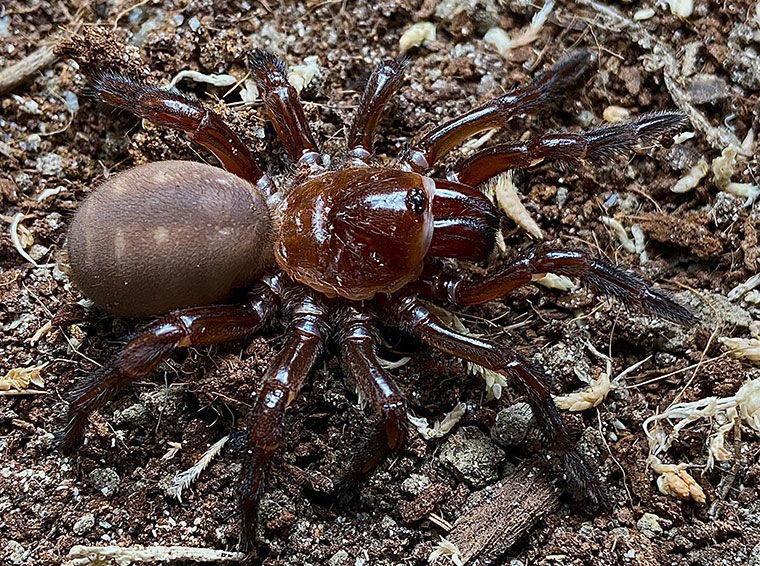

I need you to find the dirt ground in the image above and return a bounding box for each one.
[1,1,759,565]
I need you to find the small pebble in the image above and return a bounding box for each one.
[491,402,534,447]
[88,468,120,498]
[73,513,95,535]
[439,426,505,487]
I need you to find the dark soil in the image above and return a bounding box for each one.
[1,1,759,565]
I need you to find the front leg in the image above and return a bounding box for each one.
[378,290,605,504]
[399,51,591,172]
[240,286,329,547]
[416,249,696,325]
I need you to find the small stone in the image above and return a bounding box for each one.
[113,403,150,427]
[749,542,760,566]
[637,512,664,538]
[328,549,349,566]
[439,426,505,488]
[491,402,533,447]
[73,513,96,535]
[88,468,120,498]
[35,153,64,177]
[5,540,26,565]
[400,473,431,496]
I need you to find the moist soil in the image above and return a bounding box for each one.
[1,1,759,565]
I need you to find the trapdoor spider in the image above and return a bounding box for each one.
[60,50,695,546]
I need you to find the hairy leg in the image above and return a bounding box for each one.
[92,72,272,192]
[347,58,407,164]
[448,111,687,187]
[338,304,408,475]
[239,286,329,546]
[58,279,282,451]
[248,50,323,171]
[399,51,591,173]
[415,249,696,325]
[379,290,605,504]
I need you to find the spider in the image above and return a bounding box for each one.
[59,49,695,547]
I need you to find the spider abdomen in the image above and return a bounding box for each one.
[67,160,274,316]
[275,167,435,300]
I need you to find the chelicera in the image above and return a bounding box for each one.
[60,49,696,546]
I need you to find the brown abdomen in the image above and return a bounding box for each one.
[67,160,273,316]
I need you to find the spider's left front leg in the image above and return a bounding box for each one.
[240,286,329,546]
[378,290,605,504]
[338,304,408,476]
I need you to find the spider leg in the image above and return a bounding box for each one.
[247,50,324,171]
[338,304,408,476]
[399,50,591,173]
[347,58,408,164]
[91,73,272,193]
[240,286,329,547]
[449,111,687,187]
[415,250,696,325]
[58,279,282,452]
[378,290,605,504]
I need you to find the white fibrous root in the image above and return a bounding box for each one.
[633,7,656,21]
[667,0,694,18]
[532,273,576,291]
[287,56,320,94]
[555,342,609,411]
[168,435,229,502]
[644,377,760,498]
[603,105,631,123]
[10,212,39,267]
[671,158,709,194]
[727,273,760,301]
[484,0,553,58]
[239,78,259,104]
[428,536,464,566]
[718,337,760,364]
[164,70,237,90]
[649,456,706,503]
[0,365,45,391]
[65,545,245,566]
[555,342,651,412]
[673,131,696,144]
[601,216,645,255]
[712,145,759,206]
[491,172,543,239]
[409,403,467,440]
[399,22,436,51]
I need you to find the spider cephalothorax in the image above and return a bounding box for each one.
[60,49,695,546]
